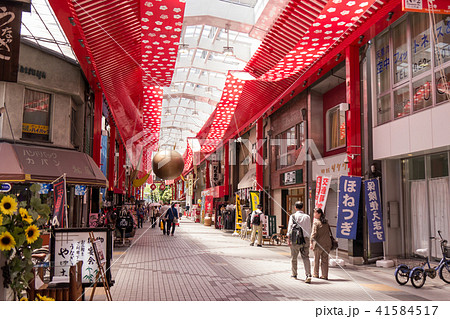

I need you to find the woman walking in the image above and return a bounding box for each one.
[310,208,332,280]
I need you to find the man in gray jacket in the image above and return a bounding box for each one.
[287,201,312,283]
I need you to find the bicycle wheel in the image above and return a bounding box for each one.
[270,234,281,245]
[410,268,426,288]
[395,265,410,285]
[439,261,450,284]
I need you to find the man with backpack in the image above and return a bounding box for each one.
[249,204,264,247]
[287,201,312,283]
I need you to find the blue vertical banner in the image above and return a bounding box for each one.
[101,134,108,177]
[336,176,362,240]
[363,178,385,242]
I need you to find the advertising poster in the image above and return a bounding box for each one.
[336,176,362,240]
[364,178,385,243]
[316,175,332,210]
[235,194,242,231]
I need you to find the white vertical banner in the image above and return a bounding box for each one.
[316,175,332,210]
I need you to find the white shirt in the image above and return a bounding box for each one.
[287,210,311,238]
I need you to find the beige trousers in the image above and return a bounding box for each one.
[313,248,329,278]
[290,237,311,278]
[250,224,263,245]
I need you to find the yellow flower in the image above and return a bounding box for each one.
[25,225,40,244]
[19,208,33,224]
[0,215,3,225]
[0,231,16,251]
[20,297,28,301]
[36,294,55,301]
[0,195,18,215]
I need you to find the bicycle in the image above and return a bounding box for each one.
[270,225,288,245]
[408,231,450,288]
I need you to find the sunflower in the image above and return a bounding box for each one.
[0,231,16,251]
[36,294,55,301]
[25,225,40,244]
[20,297,28,301]
[19,208,33,224]
[0,214,3,225]
[0,195,18,215]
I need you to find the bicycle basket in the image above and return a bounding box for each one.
[443,244,450,258]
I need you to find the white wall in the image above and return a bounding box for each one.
[373,102,450,160]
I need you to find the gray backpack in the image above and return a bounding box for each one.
[290,217,306,245]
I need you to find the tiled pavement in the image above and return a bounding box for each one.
[88,218,450,301]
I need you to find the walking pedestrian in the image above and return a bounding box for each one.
[137,205,144,228]
[159,202,170,235]
[249,204,264,247]
[150,206,157,228]
[287,201,312,283]
[164,203,178,236]
[310,208,332,280]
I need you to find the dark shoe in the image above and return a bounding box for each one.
[291,275,297,279]
[305,276,312,284]
[250,243,254,246]
[320,276,328,280]
[313,275,319,278]
[257,244,262,247]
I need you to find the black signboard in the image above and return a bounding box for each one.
[0,4,23,82]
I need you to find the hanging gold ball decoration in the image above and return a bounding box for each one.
[152,150,184,180]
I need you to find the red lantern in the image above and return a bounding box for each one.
[159,183,166,191]
[150,184,156,190]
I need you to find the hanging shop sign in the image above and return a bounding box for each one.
[188,175,193,196]
[0,4,22,82]
[75,185,87,196]
[315,175,332,210]
[336,176,362,240]
[210,161,221,187]
[52,178,66,228]
[402,0,450,14]
[205,195,213,215]
[38,183,52,194]
[363,178,385,243]
[0,183,12,192]
[159,183,165,191]
[249,190,260,212]
[150,183,156,190]
[280,169,303,186]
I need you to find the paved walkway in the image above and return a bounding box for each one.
[88,218,449,301]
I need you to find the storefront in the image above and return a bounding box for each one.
[0,142,107,226]
[371,12,450,259]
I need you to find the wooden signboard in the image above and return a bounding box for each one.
[89,232,112,301]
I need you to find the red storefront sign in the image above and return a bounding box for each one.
[402,0,450,14]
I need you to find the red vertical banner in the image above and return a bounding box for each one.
[205,195,213,215]
[93,90,103,166]
[256,117,263,191]
[0,5,22,82]
[52,179,66,228]
[314,176,323,208]
[108,121,116,191]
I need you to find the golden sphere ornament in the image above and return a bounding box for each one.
[152,150,184,180]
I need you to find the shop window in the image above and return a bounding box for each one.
[326,106,346,151]
[430,153,449,178]
[411,14,431,78]
[377,93,391,125]
[22,88,51,142]
[434,15,450,67]
[409,156,425,180]
[436,66,450,104]
[276,125,301,169]
[375,31,390,95]
[393,85,410,118]
[393,20,408,84]
[413,76,432,111]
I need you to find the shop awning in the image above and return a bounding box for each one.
[0,143,106,187]
[238,167,256,190]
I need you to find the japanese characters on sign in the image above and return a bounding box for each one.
[0,5,22,82]
[52,179,65,228]
[364,178,385,243]
[315,175,332,210]
[250,190,260,212]
[336,176,362,240]
[53,231,108,283]
[235,194,242,231]
[314,176,322,207]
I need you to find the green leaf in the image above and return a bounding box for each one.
[30,183,41,195]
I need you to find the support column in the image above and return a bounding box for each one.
[256,117,263,191]
[93,90,103,166]
[345,45,362,177]
[224,142,229,196]
[108,120,116,191]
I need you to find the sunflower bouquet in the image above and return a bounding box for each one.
[0,184,50,300]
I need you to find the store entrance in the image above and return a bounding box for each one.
[281,188,305,228]
[404,152,450,259]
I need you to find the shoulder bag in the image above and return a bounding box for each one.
[328,224,339,251]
